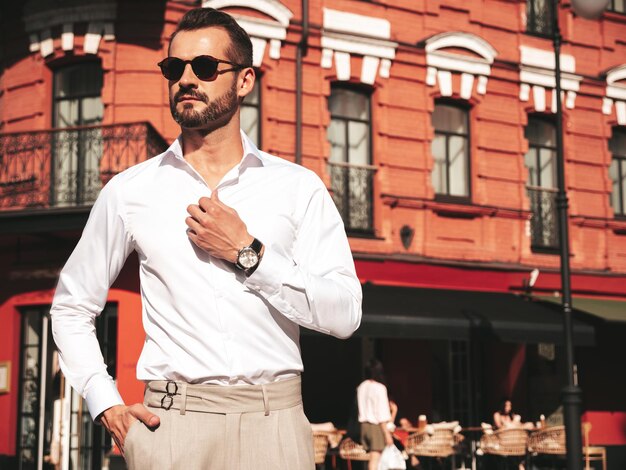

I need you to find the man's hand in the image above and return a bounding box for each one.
[186,190,252,262]
[100,404,160,455]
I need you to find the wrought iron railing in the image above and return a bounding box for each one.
[0,122,168,210]
[327,161,376,233]
[527,186,559,251]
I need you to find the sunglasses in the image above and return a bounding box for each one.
[157,55,246,81]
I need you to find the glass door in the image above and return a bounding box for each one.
[17,305,117,470]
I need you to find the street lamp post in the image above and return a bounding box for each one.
[551,1,607,468]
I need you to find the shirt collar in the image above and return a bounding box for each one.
[164,130,264,170]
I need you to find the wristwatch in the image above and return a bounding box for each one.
[235,237,263,275]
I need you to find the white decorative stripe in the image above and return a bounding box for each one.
[250,37,267,67]
[606,64,626,85]
[426,51,491,76]
[477,75,488,95]
[202,0,293,26]
[607,85,626,101]
[379,59,391,78]
[103,22,115,41]
[40,29,53,58]
[437,70,453,97]
[520,67,582,92]
[533,86,546,112]
[62,23,74,51]
[323,8,391,40]
[565,91,576,109]
[520,83,531,102]
[426,32,497,63]
[520,45,575,74]
[334,51,351,81]
[617,101,626,125]
[268,39,281,60]
[29,33,40,52]
[603,97,614,115]
[84,22,103,54]
[361,56,380,85]
[426,67,437,86]
[235,16,287,41]
[460,73,474,100]
[321,34,396,60]
[321,48,333,69]
[551,89,558,113]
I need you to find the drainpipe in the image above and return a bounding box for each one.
[295,0,309,165]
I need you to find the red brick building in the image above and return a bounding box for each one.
[1,0,626,468]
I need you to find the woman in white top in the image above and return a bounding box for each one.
[357,359,394,470]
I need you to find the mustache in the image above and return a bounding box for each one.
[174,88,208,103]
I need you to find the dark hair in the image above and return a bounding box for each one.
[365,358,386,384]
[170,8,253,68]
[499,397,513,417]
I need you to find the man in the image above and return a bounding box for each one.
[51,7,362,469]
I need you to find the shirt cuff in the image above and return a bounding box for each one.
[84,374,125,422]
[243,244,293,297]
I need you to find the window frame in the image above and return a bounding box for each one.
[327,83,375,235]
[607,0,626,14]
[609,128,626,218]
[526,0,554,38]
[524,115,560,253]
[431,100,472,204]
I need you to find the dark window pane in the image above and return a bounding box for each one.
[433,105,467,134]
[241,79,260,147]
[54,63,103,99]
[328,88,369,120]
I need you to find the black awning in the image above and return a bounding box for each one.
[359,284,595,346]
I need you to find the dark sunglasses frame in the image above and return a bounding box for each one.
[157,55,246,81]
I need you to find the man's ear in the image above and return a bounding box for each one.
[237,67,256,100]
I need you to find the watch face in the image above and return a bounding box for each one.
[238,247,259,269]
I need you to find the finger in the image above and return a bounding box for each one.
[129,403,160,427]
[187,204,206,222]
[198,196,215,212]
[185,216,201,232]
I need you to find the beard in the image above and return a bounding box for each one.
[170,82,238,129]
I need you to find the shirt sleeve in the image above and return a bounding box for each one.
[50,176,134,421]
[243,175,362,339]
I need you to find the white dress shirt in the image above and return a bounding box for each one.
[357,380,391,424]
[50,131,362,420]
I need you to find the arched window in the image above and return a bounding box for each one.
[431,102,471,201]
[327,86,374,233]
[609,128,626,217]
[524,116,559,251]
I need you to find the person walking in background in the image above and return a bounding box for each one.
[50,7,362,469]
[357,359,394,470]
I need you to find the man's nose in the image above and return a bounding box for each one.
[178,63,198,87]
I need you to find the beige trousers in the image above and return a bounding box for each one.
[124,376,315,470]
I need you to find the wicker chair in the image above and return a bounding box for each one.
[480,428,529,457]
[406,428,463,459]
[339,438,370,470]
[528,425,565,455]
[313,432,330,465]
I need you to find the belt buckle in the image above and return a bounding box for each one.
[160,381,178,410]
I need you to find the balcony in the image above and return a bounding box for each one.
[527,186,559,252]
[0,122,167,211]
[327,161,376,234]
